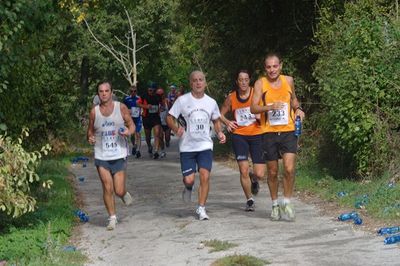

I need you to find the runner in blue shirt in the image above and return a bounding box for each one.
[123,85,143,158]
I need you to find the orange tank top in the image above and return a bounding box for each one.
[259,75,295,132]
[230,88,263,136]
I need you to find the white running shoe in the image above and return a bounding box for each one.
[196,206,209,220]
[122,192,133,206]
[182,187,192,203]
[106,216,117,230]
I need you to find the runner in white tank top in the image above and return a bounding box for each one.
[87,81,135,230]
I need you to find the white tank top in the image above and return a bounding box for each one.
[94,101,128,160]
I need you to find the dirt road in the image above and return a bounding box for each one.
[71,138,400,265]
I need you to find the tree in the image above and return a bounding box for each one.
[84,8,149,86]
[313,0,400,177]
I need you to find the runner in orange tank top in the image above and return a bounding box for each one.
[251,52,305,221]
[220,70,266,212]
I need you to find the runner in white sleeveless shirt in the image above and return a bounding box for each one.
[87,81,135,230]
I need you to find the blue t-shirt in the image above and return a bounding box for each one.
[123,95,141,118]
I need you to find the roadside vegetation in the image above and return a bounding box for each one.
[202,239,238,253]
[0,157,86,265]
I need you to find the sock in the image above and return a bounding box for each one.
[272,200,279,206]
[283,198,291,205]
[185,184,193,190]
[109,214,117,220]
[247,197,254,202]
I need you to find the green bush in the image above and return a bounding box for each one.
[313,0,400,177]
[0,128,52,217]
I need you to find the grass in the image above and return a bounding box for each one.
[0,158,86,265]
[211,254,270,266]
[202,239,238,253]
[296,164,400,222]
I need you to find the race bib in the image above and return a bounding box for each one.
[268,103,289,126]
[131,107,140,118]
[149,105,159,114]
[188,111,210,136]
[235,107,256,126]
[101,129,122,157]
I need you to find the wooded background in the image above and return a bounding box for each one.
[1,0,399,178]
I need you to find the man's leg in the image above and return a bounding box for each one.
[135,131,142,157]
[282,153,296,198]
[144,127,152,153]
[198,168,210,206]
[152,124,162,158]
[266,160,279,201]
[97,166,116,216]
[113,170,127,199]
[180,152,196,202]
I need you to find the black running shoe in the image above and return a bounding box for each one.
[245,198,255,211]
[148,146,153,154]
[153,152,159,159]
[136,151,141,158]
[250,173,260,195]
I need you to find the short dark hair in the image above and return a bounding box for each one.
[97,80,113,91]
[264,51,282,63]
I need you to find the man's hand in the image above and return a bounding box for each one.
[217,131,226,144]
[175,127,185,137]
[295,109,305,121]
[88,135,96,145]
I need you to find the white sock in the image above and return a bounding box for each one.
[109,215,117,220]
[272,200,279,206]
[283,198,291,205]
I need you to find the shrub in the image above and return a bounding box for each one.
[313,0,400,177]
[0,128,52,217]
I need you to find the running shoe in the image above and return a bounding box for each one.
[135,151,141,158]
[245,198,255,212]
[153,152,159,159]
[148,146,153,154]
[270,205,281,221]
[182,187,192,202]
[122,192,133,206]
[106,216,117,230]
[249,172,260,195]
[281,203,295,221]
[160,151,166,158]
[196,206,209,220]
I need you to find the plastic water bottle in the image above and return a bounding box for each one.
[353,216,363,225]
[294,116,302,136]
[337,191,347,197]
[63,245,76,252]
[384,234,400,245]
[338,211,358,221]
[378,226,400,235]
[74,210,89,222]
